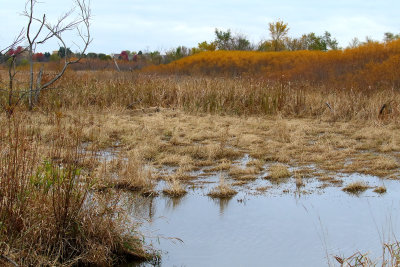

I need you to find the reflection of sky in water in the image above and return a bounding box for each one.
[122,172,400,266]
[119,155,400,266]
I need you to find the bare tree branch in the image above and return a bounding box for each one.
[39,0,91,91]
[0,29,26,54]
[1,0,92,113]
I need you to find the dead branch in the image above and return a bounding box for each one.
[325,102,334,114]
[0,0,92,113]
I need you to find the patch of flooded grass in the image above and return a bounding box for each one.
[335,241,400,266]
[62,109,400,266]
[163,178,187,197]
[255,186,271,193]
[267,164,291,180]
[229,166,259,179]
[373,186,387,194]
[246,159,265,170]
[342,181,370,194]
[232,180,250,186]
[295,176,304,187]
[205,160,232,172]
[208,174,237,198]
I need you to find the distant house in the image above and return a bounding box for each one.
[20,50,30,58]
[110,52,138,61]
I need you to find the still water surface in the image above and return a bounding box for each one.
[123,172,400,267]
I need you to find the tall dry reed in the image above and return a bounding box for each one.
[0,113,152,266]
[33,72,398,122]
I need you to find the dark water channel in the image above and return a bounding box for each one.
[120,160,400,266]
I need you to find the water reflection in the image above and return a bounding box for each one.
[117,164,400,267]
[210,197,232,216]
[122,193,157,221]
[165,195,186,210]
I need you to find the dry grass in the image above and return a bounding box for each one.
[205,160,232,172]
[2,70,400,265]
[116,151,154,191]
[342,181,370,194]
[229,166,260,180]
[318,176,335,182]
[0,114,153,266]
[3,68,398,120]
[372,155,399,170]
[267,164,291,180]
[295,176,304,187]
[246,159,265,170]
[163,178,187,197]
[294,167,317,178]
[373,186,387,194]
[232,180,250,186]
[318,176,343,186]
[171,166,196,180]
[46,105,400,183]
[208,174,237,198]
[4,105,398,186]
[159,154,192,166]
[334,241,400,266]
[255,186,271,192]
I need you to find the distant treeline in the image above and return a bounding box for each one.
[1,20,400,73]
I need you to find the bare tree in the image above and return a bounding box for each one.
[0,0,91,116]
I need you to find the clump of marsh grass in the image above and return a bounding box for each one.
[342,181,370,194]
[270,120,291,143]
[205,159,232,172]
[232,180,250,186]
[334,241,400,266]
[373,155,399,170]
[373,186,387,194]
[211,146,242,160]
[159,154,193,167]
[333,252,373,266]
[295,176,304,187]
[246,159,265,170]
[255,186,270,193]
[116,151,154,191]
[229,166,259,180]
[317,176,335,182]
[208,174,237,198]
[173,166,196,180]
[163,178,187,197]
[294,171,305,187]
[267,164,291,180]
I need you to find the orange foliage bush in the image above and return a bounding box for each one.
[144,39,400,90]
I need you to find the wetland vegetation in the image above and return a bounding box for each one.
[2,4,400,264]
[1,71,400,265]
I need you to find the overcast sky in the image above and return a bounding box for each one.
[0,0,399,54]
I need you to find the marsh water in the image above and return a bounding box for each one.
[119,155,400,267]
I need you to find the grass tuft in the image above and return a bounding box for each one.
[163,178,187,197]
[116,151,154,191]
[342,181,370,194]
[267,164,291,179]
[373,186,387,194]
[296,176,304,187]
[208,174,237,198]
